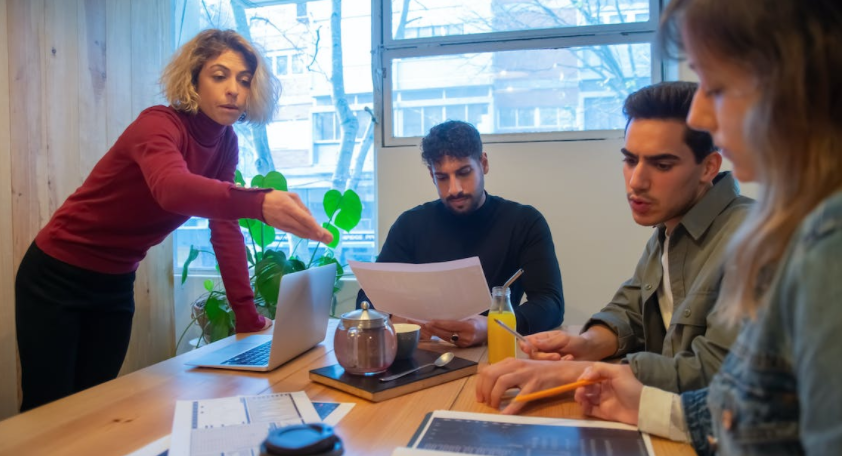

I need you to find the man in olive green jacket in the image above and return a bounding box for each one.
[475,82,752,411]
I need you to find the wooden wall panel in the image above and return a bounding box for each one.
[120,0,175,375]
[0,0,20,420]
[104,0,133,147]
[45,0,81,207]
[0,0,176,419]
[8,0,47,271]
[78,0,108,177]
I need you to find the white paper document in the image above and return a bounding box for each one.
[349,257,491,322]
[126,400,353,456]
[392,410,655,456]
[169,392,320,456]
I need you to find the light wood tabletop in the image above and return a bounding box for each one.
[0,320,696,456]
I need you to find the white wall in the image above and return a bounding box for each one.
[376,139,758,325]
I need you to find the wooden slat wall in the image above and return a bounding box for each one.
[0,0,18,421]
[0,0,175,420]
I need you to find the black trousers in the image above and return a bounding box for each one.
[15,243,135,411]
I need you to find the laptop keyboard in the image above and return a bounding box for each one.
[221,341,272,366]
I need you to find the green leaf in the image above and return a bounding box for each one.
[180,245,200,284]
[334,190,363,232]
[239,218,254,228]
[254,250,288,306]
[323,189,343,218]
[288,258,307,272]
[248,220,276,249]
[234,169,246,187]
[263,171,288,191]
[203,279,214,292]
[204,294,225,322]
[323,222,341,248]
[208,318,230,342]
[251,174,265,188]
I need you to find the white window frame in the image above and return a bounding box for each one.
[372,0,664,148]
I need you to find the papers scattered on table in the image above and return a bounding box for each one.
[126,399,353,456]
[349,257,491,322]
[392,410,655,456]
[313,401,355,426]
[169,392,320,456]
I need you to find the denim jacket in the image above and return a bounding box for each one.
[682,190,842,456]
[585,172,753,393]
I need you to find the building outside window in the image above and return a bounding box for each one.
[173,0,658,277]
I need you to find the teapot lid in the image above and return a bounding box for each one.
[340,301,389,328]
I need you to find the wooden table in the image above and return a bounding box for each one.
[0,320,695,456]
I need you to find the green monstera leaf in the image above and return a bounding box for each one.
[234,169,246,187]
[323,189,363,232]
[323,222,340,248]
[203,292,234,342]
[254,250,289,307]
[262,171,288,191]
[247,220,276,250]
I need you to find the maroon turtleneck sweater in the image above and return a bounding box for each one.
[36,105,269,332]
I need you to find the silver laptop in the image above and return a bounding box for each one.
[187,263,336,372]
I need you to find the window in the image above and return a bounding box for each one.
[274,54,288,76]
[378,0,660,146]
[173,0,378,277]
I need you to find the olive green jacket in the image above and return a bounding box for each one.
[584,172,753,393]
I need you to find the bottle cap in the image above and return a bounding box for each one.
[260,423,343,456]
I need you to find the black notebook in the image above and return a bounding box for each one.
[309,349,477,402]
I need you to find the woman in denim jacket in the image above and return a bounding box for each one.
[572,0,842,455]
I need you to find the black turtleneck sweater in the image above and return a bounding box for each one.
[357,194,564,334]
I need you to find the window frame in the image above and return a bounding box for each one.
[373,0,664,148]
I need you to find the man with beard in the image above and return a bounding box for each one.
[356,120,564,347]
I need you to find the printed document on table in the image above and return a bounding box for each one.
[169,392,320,456]
[349,257,491,322]
[392,410,655,456]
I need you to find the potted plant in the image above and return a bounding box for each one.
[176,169,362,350]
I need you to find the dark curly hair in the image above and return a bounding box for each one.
[421,120,483,166]
[623,81,716,163]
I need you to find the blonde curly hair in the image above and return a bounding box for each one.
[160,29,281,125]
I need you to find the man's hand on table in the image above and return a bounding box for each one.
[423,315,487,348]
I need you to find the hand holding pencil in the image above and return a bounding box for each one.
[475,357,594,415]
[573,363,643,426]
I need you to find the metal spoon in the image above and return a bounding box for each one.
[379,352,455,382]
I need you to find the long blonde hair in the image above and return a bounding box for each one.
[160,29,281,125]
[661,0,842,322]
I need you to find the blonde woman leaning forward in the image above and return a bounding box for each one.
[573,0,842,455]
[15,29,332,412]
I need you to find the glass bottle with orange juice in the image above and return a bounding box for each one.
[487,286,516,363]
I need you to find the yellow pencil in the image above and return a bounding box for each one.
[512,379,601,402]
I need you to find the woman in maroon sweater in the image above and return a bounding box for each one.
[14,29,332,411]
